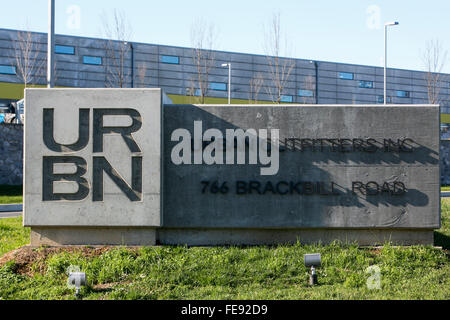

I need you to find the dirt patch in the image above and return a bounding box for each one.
[0,246,134,276]
[92,281,132,290]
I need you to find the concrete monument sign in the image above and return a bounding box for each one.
[24,88,440,246]
[161,104,440,245]
[24,89,162,245]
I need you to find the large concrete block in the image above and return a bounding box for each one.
[163,104,440,230]
[31,227,157,246]
[24,88,162,227]
[23,91,440,246]
[159,229,434,246]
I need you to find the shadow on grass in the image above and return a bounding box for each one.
[434,231,450,250]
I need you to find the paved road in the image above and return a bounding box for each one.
[0,204,22,212]
[0,204,23,219]
[0,212,22,219]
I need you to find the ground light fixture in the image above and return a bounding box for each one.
[68,272,87,296]
[304,253,321,285]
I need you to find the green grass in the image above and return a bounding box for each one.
[441,114,450,124]
[0,200,448,300]
[0,185,23,204]
[0,242,448,300]
[166,93,295,105]
[435,198,450,250]
[0,217,29,257]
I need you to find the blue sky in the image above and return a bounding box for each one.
[2,0,449,72]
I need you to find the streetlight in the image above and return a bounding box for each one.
[384,21,399,105]
[221,63,231,104]
[47,0,55,88]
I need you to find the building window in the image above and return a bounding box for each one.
[161,55,179,64]
[280,95,293,103]
[359,80,373,89]
[83,56,102,65]
[396,90,410,98]
[338,72,354,80]
[298,89,314,97]
[55,45,75,55]
[0,65,16,75]
[210,82,227,91]
[377,96,392,104]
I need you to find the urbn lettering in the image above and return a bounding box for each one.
[42,108,143,202]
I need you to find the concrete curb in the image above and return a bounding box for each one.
[0,204,23,212]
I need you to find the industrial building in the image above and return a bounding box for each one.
[0,27,449,115]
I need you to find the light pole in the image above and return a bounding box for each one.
[384,21,399,104]
[47,0,55,88]
[221,63,231,104]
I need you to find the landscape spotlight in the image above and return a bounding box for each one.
[68,272,86,296]
[304,253,321,285]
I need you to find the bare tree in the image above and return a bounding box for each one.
[137,62,148,88]
[421,39,448,105]
[185,78,199,103]
[190,19,218,104]
[13,30,45,88]
[263,13,296,103]
[301,75,316,104]
[249,73,264,104]
[101,9,133,88]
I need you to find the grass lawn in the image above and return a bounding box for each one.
[0,185,22,204]
[0,201,448,300]
[0,217,29,257]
